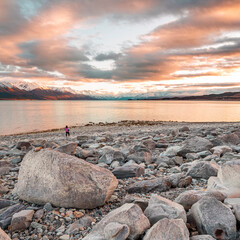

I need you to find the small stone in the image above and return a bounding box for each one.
[59,235,70,240]
[43,203,53,212]
[11,209,34,232]
[73,211,84,218]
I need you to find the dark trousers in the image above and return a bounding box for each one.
[66,131,70,137]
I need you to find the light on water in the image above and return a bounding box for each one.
[1,100,240,135]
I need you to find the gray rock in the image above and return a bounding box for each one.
[161,146,182,157]
[56,143,78,155]
[186,161,218,179]
[127,152,152,164]
[198,151,212,158]
[14,149,118,209]
[0,200,15,210]
[0,185,9,195]
[179,126,190,132]
[208,160,240,197]
[133,144,150,153]
[112,163,144,179]
[178,137,213,157]
[83,203,150,240]
[220,133,240,145]
[127,177,171,194]
[45,141,59,149]
[221,152,240,162]
[99,150,125,165]
[142,139,156,150]
[175,190,227,210]
[43,203,53,212]
[156,156,174,167]
[122,196,148,212]
[190,196,236,240]
[186,153,199,161]
[144,194,187,226]
[66,215,95,234]
[10,157,22,164]
[143,218,189,240]
[104,222,130,240]
[211,145,232,157]
[16,141,32,151]
[167,173,192,188]
[77,135,89,145]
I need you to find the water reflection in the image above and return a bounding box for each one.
[1,100,240,135]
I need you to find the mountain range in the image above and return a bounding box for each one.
[1,81,240,100]
[0,81,95,100]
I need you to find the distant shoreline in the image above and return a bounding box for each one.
[1,120,240,137]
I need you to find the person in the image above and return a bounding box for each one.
[65,125,70,137]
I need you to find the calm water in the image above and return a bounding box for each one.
[1,100,240,135]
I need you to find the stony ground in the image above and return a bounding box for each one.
[0,121,240,240]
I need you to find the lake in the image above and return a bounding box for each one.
[1,100,240,135]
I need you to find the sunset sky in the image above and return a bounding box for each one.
[1,0,240,97]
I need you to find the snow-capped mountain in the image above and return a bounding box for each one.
[14,81,45,91]
[0,80,96,100]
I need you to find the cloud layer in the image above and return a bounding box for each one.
[0,0,240,96]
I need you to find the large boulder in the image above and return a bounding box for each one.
[190,197,236,240]
[186,161,218,179]
[144,194,186,226]
[83,203,150,240]
[208,160,240,197]
[14,149,118,209]
[143,218,189,240]
[178,137,213,157]
[175,190,227,210]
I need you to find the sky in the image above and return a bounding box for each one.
[1,0,240,98]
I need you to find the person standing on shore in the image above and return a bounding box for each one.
[65,125,70,137]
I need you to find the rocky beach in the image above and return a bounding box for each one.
[0,121,240,240]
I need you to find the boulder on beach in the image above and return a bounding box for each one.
[190,196,236,240]
[83,203,150,240]
[175,190,227,211]
[177,136,213,157]
[143,218,189,240]
[208,160,240,197]
[144,194,187,226]
[186,161,218,179]
[14,149,118,209]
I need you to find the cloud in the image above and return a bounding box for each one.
[17,40,89,70]
[94,52,122,61]
[1,0,240,95]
